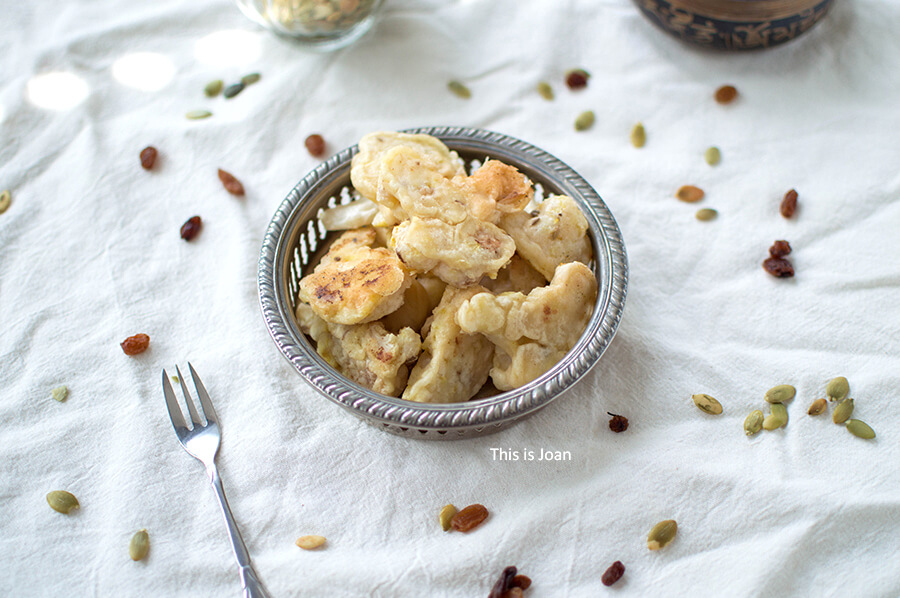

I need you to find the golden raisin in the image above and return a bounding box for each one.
[715,85,738,104]
[218,169,245,196]
[305,134,326,157]
[120,333,150,355]
[450,504,489,532]
[675,185,705,203]
[780,189,798,218]
[140,146,157,170]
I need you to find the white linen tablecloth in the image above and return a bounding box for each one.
[2,0,899,596]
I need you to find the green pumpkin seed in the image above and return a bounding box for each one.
[832,398,854,424]
[223,82,245,99]
[537,81,554,100]
[695,208,718,221]
[826,377,849,402]
[447,80,471,99]
[763,403,788,430]
[846,419,875,439]
[47,490,79,514]
[744,410,764,436]
[630,122,646,148]
[439,504,458,532]
[704,146,721,166]
[0,190,10,214]
[765,384,796,404]
[204,79,224,97]
[241,73,261,86]
[51,385,68,402]
[185,109,212,120]
[574,110,595,132]
[129,529,150,561]
[692,393,723,415]
[647,519,677,550]
[807,398,827,416]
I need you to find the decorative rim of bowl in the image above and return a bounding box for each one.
[258,126,628,433]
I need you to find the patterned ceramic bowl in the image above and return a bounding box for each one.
[633,0,835,50]
[258,127,628,439]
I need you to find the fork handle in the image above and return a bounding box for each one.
[207,465,271,598]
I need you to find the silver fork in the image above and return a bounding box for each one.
[162,363,270,598]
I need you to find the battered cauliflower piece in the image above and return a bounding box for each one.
[374,145,470,225]
[350,131,466,204]
[466,159,534,223]
[319,198,379,231]
[480,253,547,294]
[390,216,516,287]
[296,303,421,397]
[456,262,597,391]
[298,228,413,325]
[402,286,494,403]
[498,195,592,280]
[380,278,432,334]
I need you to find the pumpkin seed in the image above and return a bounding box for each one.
[695,208,718,221]
[574,110,595,131]
[185,109,212,120]
[295,535,327,550]
[630,122,646,148]
[832,398,854,424]
[744,410,764,436]
[129,529,150,561]
[204,79,224,97]
[171,375,179,383]
[846,419,875,439]
[241,73,261,86]
[647,519,677,550]
[763,403,788,430]
[826,376,849,402]
[47,490,79,514]
[447,80,471,99]
[439,504,458,532]
[676,185,704,203]
[223,82,245,99]
[704,146,721,166]
[0,189,10,214]
[807,398,827,416]
[537,81,554,100]
[51,385,68,402]
[692,393,723,415]
[765,384,796,404]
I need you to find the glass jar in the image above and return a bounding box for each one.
[236,0,384,51]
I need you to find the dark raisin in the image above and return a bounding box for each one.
[763,256,794,278]
[601,561,625,586]
[769,240,791,258]
[608,412,629,433]
[488,566,517,598]
[305,134,326,158]
[180,215,202,241]
[120,333,150,356]
[715,85,738,104]
[565,68,590,90]
[218,169,245,196]
[780,189,798,218]
[140,146,157,170]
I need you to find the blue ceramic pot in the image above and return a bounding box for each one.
[633,0,835,50]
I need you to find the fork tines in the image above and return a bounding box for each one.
[162,362,218,430]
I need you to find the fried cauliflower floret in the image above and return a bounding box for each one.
[319,198,379,231]
[374,146,470,225]
[456,262,597,391]
[402,286,494,403]
[390,217,516,287]
[379,278,432,335]
[480,253,548,294]
[298,228,413,325]
[296,303,421,397]
[351,132,466,204]
[498,195,592,280]
[466,159,534,223]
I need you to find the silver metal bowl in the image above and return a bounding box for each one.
[258,127,628,439]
